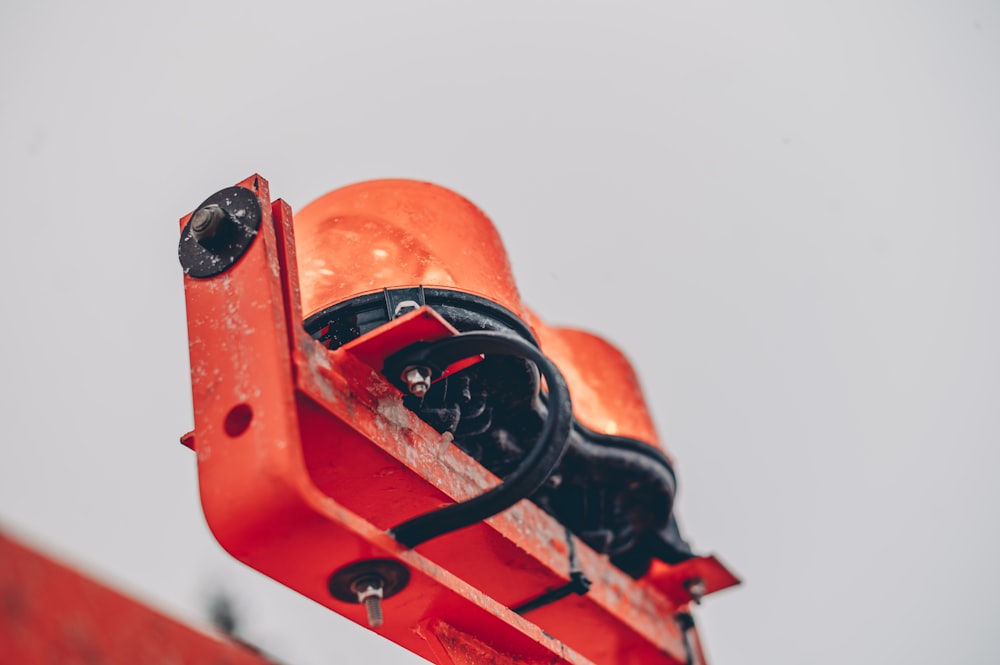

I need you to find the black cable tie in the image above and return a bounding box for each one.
[676,612,697,665]
[512,527,592,616]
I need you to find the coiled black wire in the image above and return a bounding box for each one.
[384,331,573,548]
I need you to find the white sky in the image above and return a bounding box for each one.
[1,2,998,663]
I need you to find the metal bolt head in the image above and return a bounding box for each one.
[351,576,385,628]
[401,366,432,398]
[190,204,230,243]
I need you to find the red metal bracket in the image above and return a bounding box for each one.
[178,175,736,665]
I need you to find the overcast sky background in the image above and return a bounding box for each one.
[2,2,998,664]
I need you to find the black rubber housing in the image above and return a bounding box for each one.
[303,287,538,349]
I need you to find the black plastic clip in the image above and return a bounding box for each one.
[384,286,426,319]
[676,612,698,665]
[512,528,592,616]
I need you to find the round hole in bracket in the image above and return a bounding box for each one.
[224,403,253,437]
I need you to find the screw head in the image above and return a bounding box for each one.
[190,204,230,244]
[401,366,432,397]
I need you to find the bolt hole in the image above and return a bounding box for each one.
[224,404,253,437]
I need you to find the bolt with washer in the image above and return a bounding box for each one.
[327,559,409,631]
[190,204,230,244]
[351,575,385,628]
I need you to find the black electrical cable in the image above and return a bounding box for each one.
[384,331,573,549]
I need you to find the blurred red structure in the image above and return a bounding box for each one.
[0,529,273,665]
